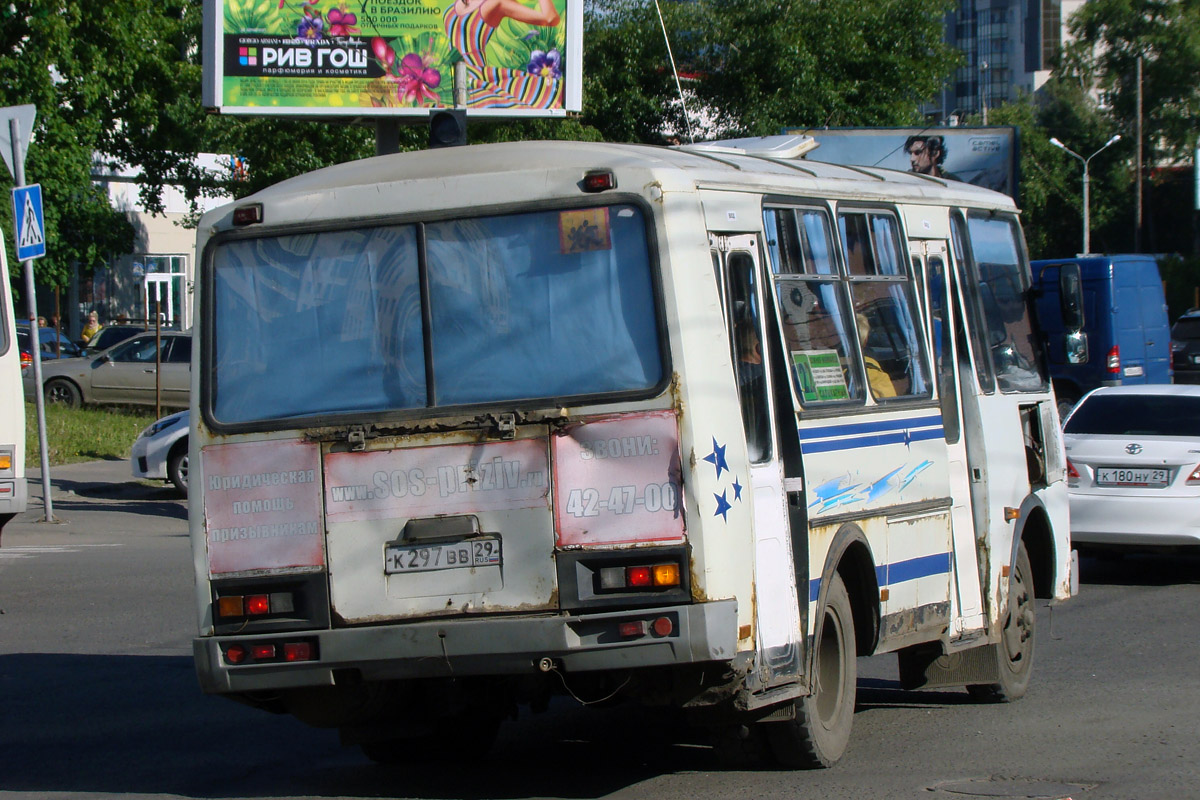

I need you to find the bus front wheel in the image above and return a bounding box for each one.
[767,570,856,769]
[968,542,1035,702]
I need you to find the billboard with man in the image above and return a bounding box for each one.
[787,126,1020,200]
[203,0,582,117]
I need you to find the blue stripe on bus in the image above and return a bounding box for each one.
[800,427,946,454]
[798,415,944,441]
[808,552,951,603]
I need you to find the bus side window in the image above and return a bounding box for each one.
[765,205,861,404]
[726,252,771,462]
[839,211,931,401]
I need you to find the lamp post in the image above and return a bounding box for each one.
[1049,134,1122,256]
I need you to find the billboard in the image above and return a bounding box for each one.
[203,0,582,117]
[786,126,1020,200]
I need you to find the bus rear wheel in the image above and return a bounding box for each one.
[767,570,856,769]
[968,542,1035,702]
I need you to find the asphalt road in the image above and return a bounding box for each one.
[1,460,1198,800]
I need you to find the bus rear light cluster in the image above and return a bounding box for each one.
[617,616,675,639]
[216,591,295,620]
[599,563,680,591]
[223,639,316,665]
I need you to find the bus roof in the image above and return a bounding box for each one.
[215,139,1018,226]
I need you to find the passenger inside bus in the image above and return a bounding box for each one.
[856,312,897,399]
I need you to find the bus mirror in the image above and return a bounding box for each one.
[1064,331,1088,364]
[1058,263,1084,332]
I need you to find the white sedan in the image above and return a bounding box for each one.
[1063,385,1200,551]
[131,409,190,496]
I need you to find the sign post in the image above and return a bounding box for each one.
[1,104,54,522]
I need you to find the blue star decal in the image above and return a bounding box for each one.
[732,477,743,502]
[713,489,732,520]
[703,437,729,479]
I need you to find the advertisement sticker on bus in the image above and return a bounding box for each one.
[324,438,550,523]
[552,411,685,547]
[202,439,325,574]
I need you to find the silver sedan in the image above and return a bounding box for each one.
[22,331,191,409]
[1064,384,1200,551]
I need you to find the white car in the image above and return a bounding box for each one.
[1063,384,1200,551]
[131,409,189,496]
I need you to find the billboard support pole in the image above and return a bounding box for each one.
[375,119,399,157]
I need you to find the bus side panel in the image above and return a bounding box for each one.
[0,244,27,528]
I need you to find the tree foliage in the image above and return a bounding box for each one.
[689,0,960,135]
[1065,0,1200,164]
[3,0,969,301]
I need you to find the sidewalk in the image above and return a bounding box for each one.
[2,459,186,543]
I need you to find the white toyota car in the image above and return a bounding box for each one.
[131,409,189,496]
[1063,384,1200,552]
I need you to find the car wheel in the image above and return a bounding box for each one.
[168,443,189,497]
[45,378,81,408]
[967,542,1035,702]
[766,571,856,768]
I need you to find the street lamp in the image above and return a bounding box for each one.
[1049,134,1122,255]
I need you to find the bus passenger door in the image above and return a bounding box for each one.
[715,233,804,689]
[911,241,986,641]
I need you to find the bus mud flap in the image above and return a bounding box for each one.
[896,641,999,690]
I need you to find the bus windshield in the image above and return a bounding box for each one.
[208,204,663,425]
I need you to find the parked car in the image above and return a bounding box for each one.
[131,409,189,495]
[1170,309,1200,384]
[15,326,83,366]
[81,324,146,356]
[23,331,191,409]
[1063,384,1200,552]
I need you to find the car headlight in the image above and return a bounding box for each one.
[141,416,183,439]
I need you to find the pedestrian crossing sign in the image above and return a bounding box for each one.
[12,183,45,260]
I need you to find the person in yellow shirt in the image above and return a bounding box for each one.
[80,311,102,344]
[856,312,896,399]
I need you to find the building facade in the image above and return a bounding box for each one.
[56,155,232,340]
[927,0,1086,124]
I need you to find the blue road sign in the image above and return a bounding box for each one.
[12,183,45,260]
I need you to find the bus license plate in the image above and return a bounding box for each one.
[385,537,501,574]
[1096,467,1168,487]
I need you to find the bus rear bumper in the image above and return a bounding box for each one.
[194,599,739,695]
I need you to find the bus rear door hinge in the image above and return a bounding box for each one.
[347,424,377,451]
[493,412,516,440]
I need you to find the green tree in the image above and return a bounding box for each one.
[1066,0,1200,164]
[691,0,960,134]
[984,85,1133,259]
[0,2,140,296]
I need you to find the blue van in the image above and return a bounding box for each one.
[1031,254,1171,417]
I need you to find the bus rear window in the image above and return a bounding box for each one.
[208,204,663,425]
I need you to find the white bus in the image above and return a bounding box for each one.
[188,137,1076,767]
[0,243,27,538]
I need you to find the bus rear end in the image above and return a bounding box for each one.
[188,151,739,761]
